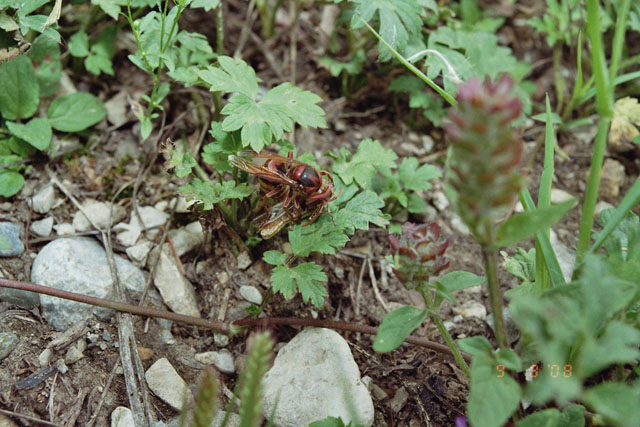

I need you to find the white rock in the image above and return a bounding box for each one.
[126,240,154,267]
[30,217,54,237]
[145,358,193,411]
[595,201,614,220]
[32,237,145,330]
[111,406,135,427]
[32,185,55,214]
[39,348,52,367]
[453,301,487,320]
[169,197,195,213]
[65,339,86,364]
[549,230,575,283]
[168,222,204,257]
[236,252,252,270]
[115,206,169,247]
[105,91,131,129]
[450,214,470,235]
[239,285,262,304]
[263,328,374,427]
[550,188,574,204]
[432,191,450,211]
[194,350,235,374]
[214,333,229,347]
[72,200,126,232]
[154,200,169,211]
[54,223,75,235]
[152,247,200,318]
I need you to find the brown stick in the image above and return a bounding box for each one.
[0,278,471,362]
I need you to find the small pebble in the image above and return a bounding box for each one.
[30,217,54,237]
[32,184,55,214]
[236,252,252,270]
[390,387,409,412]
[0,222,24,257]
[195,350,235,374]
[239,285,262,304]
[0,332,19,360]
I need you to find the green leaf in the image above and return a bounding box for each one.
[351,0,423,61]
[310,416,355,427]
[69,31,89,57]
[582,383,640,427]
[332,139,398,189]
[289,217,349,257]
[190,0,220,11]
[92,0,125,20]
[333,191,389,234]
[457,336,493,357]
[576,321,640,378]
[27,34,62,97]
[373,306,428,353]
[398,157,441,191]
[0,55,39,120]
[467,355,522,427]
[199,56,260,99]
[270,262,328,308]
[263,250,288,266]
[0,171,25,197]
[501,248,536,282]
[494,199,577,248]
[261,83,326,129]
[515,409,561,427]
[171,148,197,178]
[47,92,107,132]
[407,192,427,213]
[6,118,52,150]
[494,348,522,372]
[437,270,484,293]
[179,178,252,210]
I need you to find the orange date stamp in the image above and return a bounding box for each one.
[496,363,573,378]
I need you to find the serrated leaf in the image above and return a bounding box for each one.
[398,157,441,191]
[199,56,260,99]
[373,306,428,353]
[334,191,389,234]
[289,217,349,257]
[6,118,51,150]
[332,139,398,189]
[171,150,196,177]
[270,262,328,308]
[262,83,326,129]
[576,321,640,378]
[0,55,39,120]
[582,383,640,427]
[351,0,423,61]
[179,178,252,210]
[263,250,287,266]
[47,92,107,132]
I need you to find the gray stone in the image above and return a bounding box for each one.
[111,406,135,427]
[194,349,235,374]
[0,286,40,308]
[0,332,19,360]
[152,247,200,318]
[390,387,409,412]
[263,328,374,427]
[115,206,169,247]
[0,222,24,257]
[600,158,626,199]
[432,191,450,211]
[453,301,487,320]
[145,358,193,411]
[72,200,127,232]
[549,229,575,283]
[126,240,154,267]
[30,217,54,237]
[168,222,204,257]
[32,184,55,214]
[236,252,252,270]
[239,285,262,305]
[450,214,470,235]
[54,223,75,235]
[31,237,145,330]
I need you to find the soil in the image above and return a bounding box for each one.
[1,1,639,426]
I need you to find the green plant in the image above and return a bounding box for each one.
[374,221,483,377]
[389,74,447,126]
[0,36,106,197]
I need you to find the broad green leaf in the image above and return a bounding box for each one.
[582,383,640,427]
[457,336,493,357]
[263,250,288,266]
[199,56,260,99]
[0,55,39,120]
[437,270,484,293]
[27,34,62,97]
[47,92,107,132]
[309,416,352,427]
[373,305,428,352]
[0,171,25,197]
[467,355,522,427]
[334,191,389,234]
[515,409,561,427]
[261,83,326,129]
[398,157,441,191]
[6,118,52,150]
[494,348,522,372]
[575,321,640,378]
[91,0,125,20]
[69,31,89,57]
[270,262,328,308]
[494,199,577,248]
[407,192,427,213]
[350,0,423,61]
[190,0,220,11]
[332,139,398,189]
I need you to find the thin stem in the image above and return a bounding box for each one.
[216,1,224,56]
[481,245,509,349]
[421,288,470,377]
[608,0,631,92]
